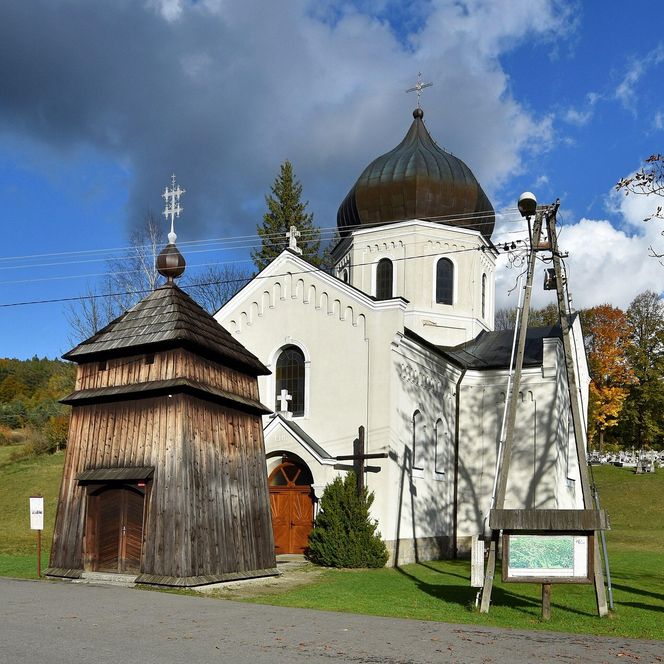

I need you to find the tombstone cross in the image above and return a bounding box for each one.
[278,389,292,413]
[287,225,302,255]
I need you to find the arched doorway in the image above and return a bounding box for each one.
[268,458,314,554]
[85,485,146,573]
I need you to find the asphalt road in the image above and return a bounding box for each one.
[1,578,661,663]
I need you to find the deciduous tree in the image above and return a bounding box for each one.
[618,291,664,448]
[583,304,636,451]
[616,154,664,257]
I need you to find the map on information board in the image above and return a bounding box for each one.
[507,534,588,579]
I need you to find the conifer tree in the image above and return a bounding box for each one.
[306,472,389,568]
[251,160,321,270]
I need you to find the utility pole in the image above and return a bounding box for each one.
[545,211,608,617]
[480,200,546,613]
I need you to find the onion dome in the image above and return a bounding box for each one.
[157,242,186,282]
[337,108,495,238]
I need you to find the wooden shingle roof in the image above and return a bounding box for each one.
[63,283,269,376]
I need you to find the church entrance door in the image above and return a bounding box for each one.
[86,485,145,573]
[268,459,314,554]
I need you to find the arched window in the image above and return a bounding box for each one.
[275,345,305,416]
[412,410,425,471]
[376,258,393,300]
[434,418,452,477]
[341,268,349,283]
[436,258,454,304]
[481,273,487,318]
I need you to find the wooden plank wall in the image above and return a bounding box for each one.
[75,349,259,402]
[51,355,275,578]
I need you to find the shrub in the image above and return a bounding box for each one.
[306,472,389,568]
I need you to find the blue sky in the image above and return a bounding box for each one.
[1,0,663,360]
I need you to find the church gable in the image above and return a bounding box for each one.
[217,250,406,340]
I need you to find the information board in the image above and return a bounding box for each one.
[503,533,591,583]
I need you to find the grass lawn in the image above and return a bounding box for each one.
[0,450,63,561]
[243,466,664,639]
[0,454,662,639]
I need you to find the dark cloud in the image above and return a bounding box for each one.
[0,0,570,239]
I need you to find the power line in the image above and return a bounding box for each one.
[0,242,519,309]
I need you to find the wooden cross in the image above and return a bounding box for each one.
[406,72,433,109]
[335,426,388,496]
[286,225,302,255]
[277,388,292,413]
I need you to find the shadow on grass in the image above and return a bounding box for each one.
[610,582,664,603]
[416,561,470,582]
[394,563,604,619]
[394,564,539,614]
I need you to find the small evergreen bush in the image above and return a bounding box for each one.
[306,472,389,568]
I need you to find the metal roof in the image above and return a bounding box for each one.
[63,282,269,376]
[337,108,495,238]
[272,414,334,460]
[405,324,563,370]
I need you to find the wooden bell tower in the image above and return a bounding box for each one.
[46,177,277,586]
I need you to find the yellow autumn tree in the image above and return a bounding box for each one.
[583,305,636,451]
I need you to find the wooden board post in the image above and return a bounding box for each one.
[542,583,552,620]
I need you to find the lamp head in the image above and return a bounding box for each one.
[518,191,537,219]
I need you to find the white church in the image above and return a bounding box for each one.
[215,106,588,565]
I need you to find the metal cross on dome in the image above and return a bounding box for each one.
[163,174,185,244]
[406,72,433,108]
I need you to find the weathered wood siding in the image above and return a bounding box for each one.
[50,349,275,581]
[75,349,259,402]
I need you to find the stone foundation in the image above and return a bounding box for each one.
[384,536,452,566]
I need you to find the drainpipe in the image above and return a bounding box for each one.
[452,366,467,559]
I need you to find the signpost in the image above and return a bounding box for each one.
[29,496,44,578]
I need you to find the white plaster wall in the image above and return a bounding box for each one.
[378,334,461,550]
[216,252,405,530]
[455,337,586,540]
[341,220,497,347]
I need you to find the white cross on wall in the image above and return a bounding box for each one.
[278,389,292,413]
[286,225,302,255]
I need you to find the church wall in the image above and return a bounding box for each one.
[216,260,404,473]
[346,220,497,347]
[455,337,586,550]
[374,334,462,564]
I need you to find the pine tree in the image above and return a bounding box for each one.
[306,472,389,568]
[251,160,321,270]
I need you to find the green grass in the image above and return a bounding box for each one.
[0,454,662,639]
[0,451,63,557]
[244,465,664,639]
[0,443,25,467]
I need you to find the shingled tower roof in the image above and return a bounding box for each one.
[64,282,269,376]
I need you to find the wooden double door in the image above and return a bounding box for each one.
[86,485,145,573]
[268,460,314,554]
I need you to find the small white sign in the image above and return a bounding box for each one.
[29,496,44,530]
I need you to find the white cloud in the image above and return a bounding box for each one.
[495,185,664,313]
[615,44,664,113]
[146,0,183,22]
